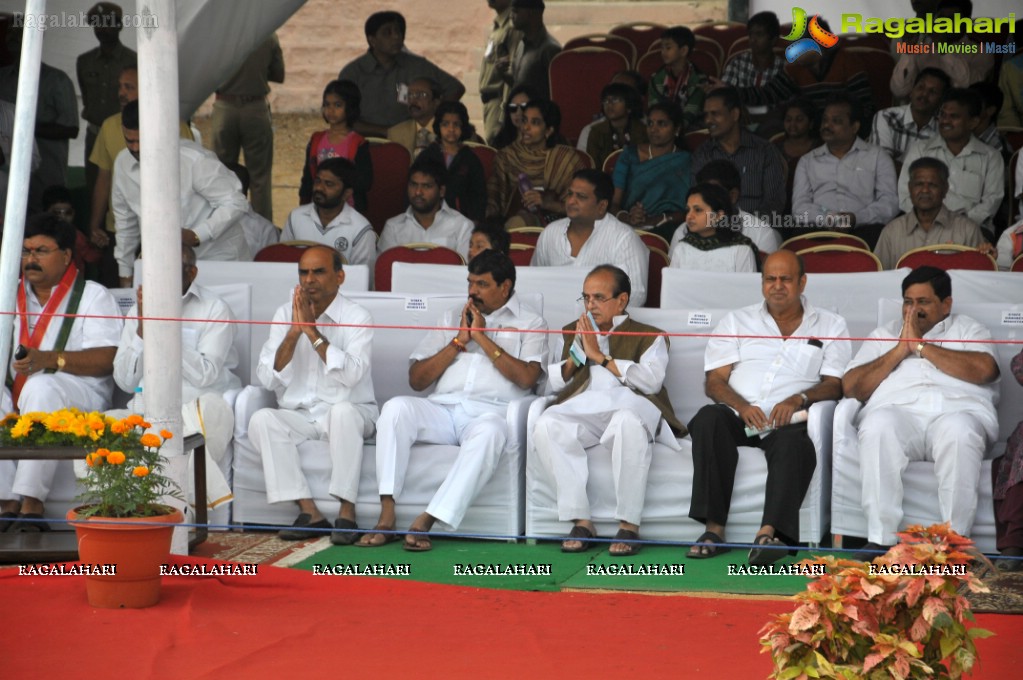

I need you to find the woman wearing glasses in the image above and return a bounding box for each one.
[491,84,541,150]
[610,101,691,240]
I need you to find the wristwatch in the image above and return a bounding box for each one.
[915,342,926,357]
[601,355,612,367]
[799,392,809,408]
[56,352,66,372]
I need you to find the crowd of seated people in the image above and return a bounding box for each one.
[3,4,1023,565]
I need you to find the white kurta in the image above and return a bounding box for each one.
[377,201,473,261]
[667,239,757,273]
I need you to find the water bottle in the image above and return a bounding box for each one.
[133,386,144,414]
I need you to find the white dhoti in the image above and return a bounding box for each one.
[249,402,375,505]
[374,397,508,531]
[858,405,994,545]
[532,377,665,526]
[1,374,111,502]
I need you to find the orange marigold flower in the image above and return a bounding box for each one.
[107,451,126,465]
[139,433,162,448]
[86,453,95,467]
[126,414,144,427]
[160,429,173,440]
[109,420,127,435]
[132,466,149,477]
[94,448,110,457]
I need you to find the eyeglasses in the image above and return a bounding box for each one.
[506,102,529,113]
[602,96,625,106]
[577,294,615,305]
[407,91,434,101]
[21,246,60,259]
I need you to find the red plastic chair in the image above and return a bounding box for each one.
[374,243,465,292]
[684,129,710,153]
[841,47,895,111]
[781,231,870,252]
[564,33,637,67]
[507,226,544,247]
[365,140,412,235]
[1001,128,1023,153]
[465,142,497,185]
[508,243,535,267]
[573,148,595,170]
[1009,149,1020,225]
[693,35,724,71]
[796,245,882,273]
[693,21,748,61]
[609,22,668,62]
[254,240,328,263]
[895,244,997,272]
[635,229,669,253]
[1011,253,1023,273]
[636,48,662,83]
[549,48,629,145]
[602,148,623,175]
[837,33,891,52]
[645,245,670,308]
[689,46,721,80]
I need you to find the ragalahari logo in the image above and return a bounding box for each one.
[783,7,839,63]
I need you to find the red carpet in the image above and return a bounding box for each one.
[3,557,1020,679]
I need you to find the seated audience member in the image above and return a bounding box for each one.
[585,81,648,170]
[113,245,240,509]
[844,266,999,559]
[418,101,487,223]
[0,214,121,530]
[533,169,649,306]
[968,81,1012,162]
[890,0,993,98]
[998,53,1023,128]
[668,183,758,272]
[688,250,849,564]
[386,77,440,159]
[720,11,785,89]
[378,158,473,260]
[671,159,782,254]
[249,247,377,543]
[870,67,950,168]
[282,158,377,269]
[693,87,787,217]
[773,98,819,215]
[338,11,464,136]
[576,70,645,153]
[533,265,684,556]
[647,26,707,129]
[469,222,511,260]
[299,79,372,213]
[899,88,1004,230]
[41,185,102,274]
[993,347,1023,571]
[507,0,562,99]
[875,157,989,270]
[224,162,280,256]
[491,83,540,150]
[792,94,899,247]
[996,218,1023,271]
[357,250,547,550]
[112,101,251,287]
[610,102,690,239]
[486,99,583,227]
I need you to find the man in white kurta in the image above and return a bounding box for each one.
[112,101,250,286]
[533,265,685,556]
[377,160,473,260]
[533,169,649,306]
[0,214,121,531]
[844,266,999,557]
[113,246,240,509]
[249,247,377,543]
[357,250,546,551]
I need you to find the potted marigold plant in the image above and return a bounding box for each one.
[0,409,183,608]
[759,524,994,679]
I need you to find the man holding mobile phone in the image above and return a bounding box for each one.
[533,265,685,556]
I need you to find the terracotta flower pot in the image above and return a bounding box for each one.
[66,505,184,609]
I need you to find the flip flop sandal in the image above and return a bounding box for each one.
[609,528,642,557]
[561,524,597,553]
[687,530,731,559]
[748,533,787,566]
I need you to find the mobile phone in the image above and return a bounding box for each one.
[586,311,598,330]
[14,344,27,360]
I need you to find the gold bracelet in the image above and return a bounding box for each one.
[491,348,503,361]
[451,337,466,352]
[312,336,326,351]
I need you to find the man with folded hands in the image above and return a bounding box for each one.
[687,250,849,565]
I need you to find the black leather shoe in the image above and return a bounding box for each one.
[278,513,330,540]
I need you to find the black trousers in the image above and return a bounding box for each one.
[687,404,816,545]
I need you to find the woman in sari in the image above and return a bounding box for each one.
[486,99,583,227]
[610,102,691,241]
[668,183,759,272]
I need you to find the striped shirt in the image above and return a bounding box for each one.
[692,129,787,216]
[869,104,938,165]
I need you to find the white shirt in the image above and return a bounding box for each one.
[257,292,377,422]
[898,134,1005,228]
[411,294,547,412]
[668,239,757,273]
[239,207,280,257]
[282,202,377,268]
[533,213,649,307]
[847,315,999,438]
[13,278,122,402]
[792,138,899,227]
[377,201,473,261]
[705,297,851,415]
[114,283,241,407]
[869,104,938,165]
[669,208,781,254]
[112,139,251,278]
[995,220,1023,271]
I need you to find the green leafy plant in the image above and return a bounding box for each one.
[0,409,181,518]
[760,524,994,679]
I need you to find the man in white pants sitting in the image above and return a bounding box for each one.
[357,250,547,551]
[249,246,377,544]
[843,265,1000,560]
